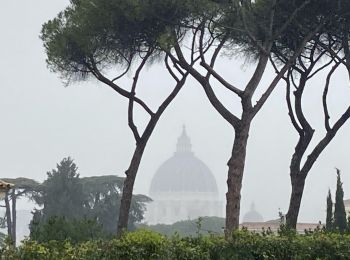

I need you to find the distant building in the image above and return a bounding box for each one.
[240,203,323,234]
[242,203,264,223]
[145,126,223,224]
[343,199,350,215]
[239,221,323,234]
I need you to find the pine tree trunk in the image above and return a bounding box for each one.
[4,192,12,241]
[225,123,250,235]
[286,174,306,229]
[117,142,146,237]
[11,190,16,245]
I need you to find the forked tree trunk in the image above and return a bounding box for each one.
[225,123,250,235]
[286,174,306,229]
[117,142,147,237]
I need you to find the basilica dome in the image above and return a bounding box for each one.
[242,203,264,223]
[146,126,222,224]
[149,126,218,194]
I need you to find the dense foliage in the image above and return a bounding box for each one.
[0,232,5,249]
[29,217,107,244]
[326,189,333,232]
[3,229,350,259]
[30,158,151,241]
[334,169,347,233]
[139,217,225,237]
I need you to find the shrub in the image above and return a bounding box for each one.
[3,229,350,259]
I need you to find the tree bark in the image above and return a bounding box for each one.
[4,191,12,241]
[286,174,306,229]
[225,122,250,235]
[117,142,147,237]
[11,190,16,245]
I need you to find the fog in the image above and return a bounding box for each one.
[1,0,350,224]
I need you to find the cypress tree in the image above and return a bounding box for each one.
[334,169,347,233]
[326,189,333,232]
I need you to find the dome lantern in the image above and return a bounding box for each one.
[176,125,192,153]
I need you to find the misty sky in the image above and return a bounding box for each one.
[1,0,350,223]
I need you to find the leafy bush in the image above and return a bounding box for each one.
[3,229,350,259]
[0,232,5,249]
[139,216,225,237]
[30,216,107,244]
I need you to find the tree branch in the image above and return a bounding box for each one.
[201,61,243,96]
[87,58,155,116]
[111,54,133,82]
[285,72,303,134]
[171,42,240,128]
[128,50,153,142]
[323,61,341,132]
[165,54,180,82]
[301,105,350,177]
[252,25,322,117]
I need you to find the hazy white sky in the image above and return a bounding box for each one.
[1,0,350,223]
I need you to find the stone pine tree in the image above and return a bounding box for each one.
[40,0,198,236]
[167,0,324,234]
[326,189,333,232]
[334,169,347,233]
[269,0,350,228]
[2,178,39,245]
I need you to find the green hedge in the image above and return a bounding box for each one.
[2,229,350,259]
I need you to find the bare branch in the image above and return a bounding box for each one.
[269,55,281,74]
[294,74,313,133]
[190,25,200,64]
[297,56,307,72]
[290,72,299,89]
[128,50,153,142]
[200,61,243,96]
[285,71,303,134]
[155,72,189,117]
[323,61,341,132]
[171,42,240,128]
[111,54,133,82]
[165,54,180,82]
[317,40,347,66]
[252,24,323,117]
[198,22,207,64]
[307,57,334,79]
[301,105,350,177]
[168,53,186,75]
[86,58,155,116]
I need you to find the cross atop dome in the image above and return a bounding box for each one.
[176,125,192,153]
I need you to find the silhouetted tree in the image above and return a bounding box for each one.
[40,0,194,236]
[31,160,151,238]
[81,175,151,233]
[334,169,347,233]
[1,178,39,245]
[326,189,333,232]
[41,0,340,235]
[39,157,86,219]
[167,0,323,234]
[269,0,350,228]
